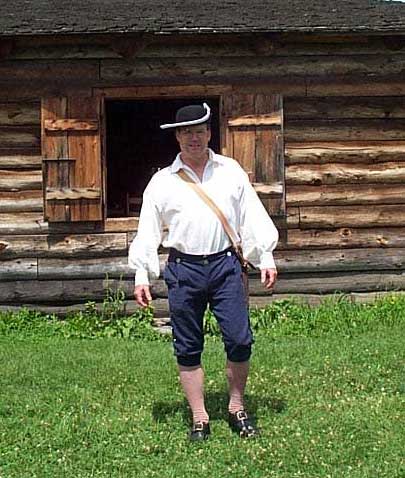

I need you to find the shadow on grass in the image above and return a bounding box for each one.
[152,391,287,424]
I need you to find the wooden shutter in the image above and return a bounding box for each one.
[41,96,103,222]
[222,93,286,224]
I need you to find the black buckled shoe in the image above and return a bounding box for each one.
[228,410,259,438]
[189,421,211,442]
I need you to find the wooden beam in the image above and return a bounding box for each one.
[100,55,405,82]
[44,119,98,131]
[285,119,405,142]
[299,205,405,229]
[0,60,99,82]
[46,187,101,200]
[274,248,405,273]
[253,182,283,196]
[0,170,42,191]
[1,272,405,303]
[95,84,233,98]
[285,141,405,164]
[286,161,405,185]
[0,233,127,259]
[307,74,405,97]
[0,155,42,169]
[287,184,405,206]
[284,96,405,120]
[0,190,43,213]
[228,113,282,127]
[285,227,405,250]
[0,101,40,126]
[0,258,37,280]
[0,126,40,148]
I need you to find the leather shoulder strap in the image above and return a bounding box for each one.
[177,169,239,247]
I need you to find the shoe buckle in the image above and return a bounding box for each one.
[193,422,204,432]
[236,410,248,421]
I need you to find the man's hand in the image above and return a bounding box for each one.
[261,268,278,290]
[134,284,152,307]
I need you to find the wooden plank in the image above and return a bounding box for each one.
[0,155,42,169]
[255,94,285,218]
[0,216,139,235]
[300,205,405,229]
[0,258,37,280]
[44,119,98,131]
[233,129,255,177]
[150,272,405,296]
[0,190,43,212]
[38,256,129,279]
[231,82,306,96]
[0,86,92,102]
[100,55,405,82]
[285,141,405,165]
[32,248,405,280]
[2,271,405,303]
[228,113,282,127]
[285,119,405,142]
[284,96,405,120]
[0,170,42,191]
[307,75,405,97]
[11,33,405,60]
[129,39,405,59]
[285,227,405,250]
[252,271,405,295]
[95,84,233,99]
[0,233,127,259]
[0,61,99,81]
[0,101,40,126]
[287,184,405,206]
[286,162,405,185]
[12,44,122,61]
[46,187,101,200]
[253,182,283,197]
[0,213,47,235]
[230,94,256,176]
[67,96,103,221]
[42,97,69,221]
[274,248,405,273]
[0,126,40,148]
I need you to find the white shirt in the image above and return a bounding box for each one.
[128,149,279,286]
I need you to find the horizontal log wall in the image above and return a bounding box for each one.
[1,33,405,305]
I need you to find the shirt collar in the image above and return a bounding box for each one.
[170,148,221,174]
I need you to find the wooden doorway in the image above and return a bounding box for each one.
[105,97,220,217]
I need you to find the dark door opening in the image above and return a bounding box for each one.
[105,97,220,217]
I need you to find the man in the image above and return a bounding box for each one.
[128,103,278,441]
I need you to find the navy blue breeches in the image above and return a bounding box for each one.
[163,247,253,367]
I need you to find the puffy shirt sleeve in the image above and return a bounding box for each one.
[238,170,279,270]
[128,181,163,286]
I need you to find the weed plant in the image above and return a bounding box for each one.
[1,293,405,341]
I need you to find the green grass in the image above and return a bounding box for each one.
[0,296,404,477]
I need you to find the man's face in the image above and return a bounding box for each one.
[175,124,211,158]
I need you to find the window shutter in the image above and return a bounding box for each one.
[42,96,103,222]
[222,93,286,223]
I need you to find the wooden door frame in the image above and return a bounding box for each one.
[94,85,231,224]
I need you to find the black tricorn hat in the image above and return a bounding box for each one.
[160,103,211,129]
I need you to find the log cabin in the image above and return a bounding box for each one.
[1,0,405,314]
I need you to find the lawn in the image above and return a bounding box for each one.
[0,298,404,478]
